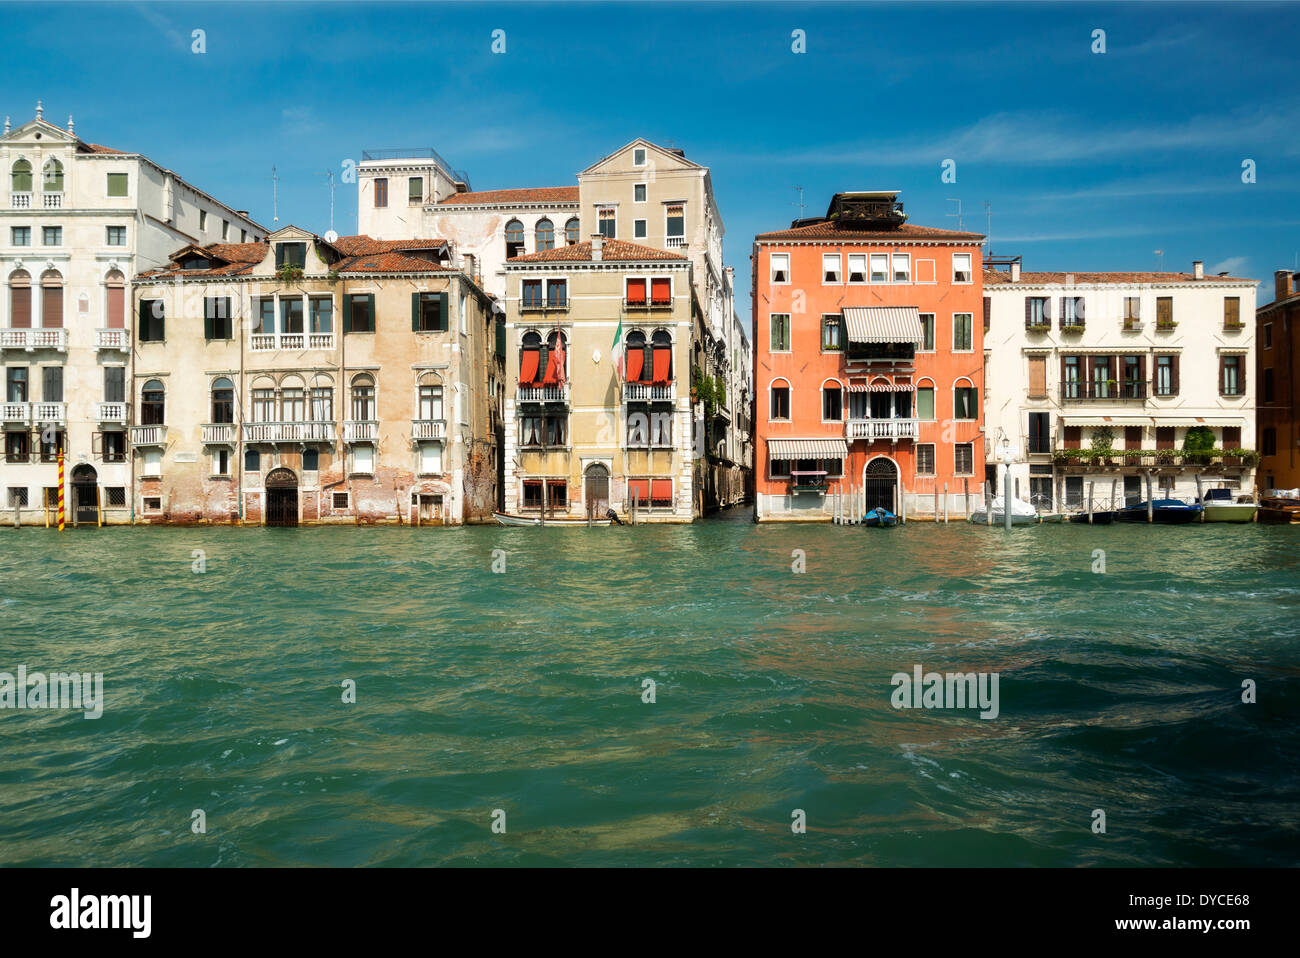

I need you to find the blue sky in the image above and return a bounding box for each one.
[9,1,1300,314]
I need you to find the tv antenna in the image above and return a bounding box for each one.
[272,166,280,224]
[946,198,963,231]
[316,170,337,233]
[792,185,806,220]
[984,201,992,241]
[1154,249,1164,270]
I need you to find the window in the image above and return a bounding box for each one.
[140,448,161,478]
[351,444,375,475]
[43,226,62,246]
[505,219,524,257]
[598,208,617,239]
[10,159,32,192]
[10,227,30,246]
[953,253,972,283]
[275,243,306,269]
[280,296,304,335]
[1124,297,1140,325]
[634,184,647,203]
[1263,323,1273,348]
[1155,355,1178,396]
[40,270,63,328]
[351,375,376,421]
[546,279,567,308]
[419,384,444,420]
[106,226,126,246]
[212,447,231,477]
[42,366,63,402]
[7,487,28,508]
[1155,427,1175,450]
[102,432,126,463]
[870,253,888,283]
[918,313,935,351]
[1060,296,1084,329]
[332,492,350,510]
[310,296,333,333]
[210,378,234,423]
[1264,367,1275,403]
[1263,428,1277,457]
[106,173,128,197]
[952,313,973,351]
[140,380,165,425]
[954,443,974,475]
[1028,356,1047,399]
[139,299,165,342]
[916,444,936,475]
[634,219,647,239]
[1026,297,1049,327]
[414,292,447,331]
[346,294,374,333]
[847,254,866,283]
[104,366,125,403]
[244,449,261,472]
[770,313,790,351]
[822,384,843,421]
[822,254,841,283]
[822,314,842,350]
[770,253,789,284]
[523,280,543,308]
[311,386,333,421]
[43,159,64,193]
[535,218,555,252]
[373,177,388,208]
[1028,412,1051,454]
[983,296,991,332]
[419,441,443,475]
[1220,355,1244,396]
[632,146,648,165]
[916,385,935,420]
[522,480,543,509]
[203,297,232,339]
[770,384,791,420]
[221,220,229,241]
[142,495,162,512]
[408,177,423,205]
[769,459,791,479]
[1063,426,1081,450]
[248,385,272,423]
[5,432,30,463]
[1156,296,1174,327]
[892,253,910,283]
[565,218,580,245]
[953,384,978,420]
[199,211,207,231]
[6,366,27,402]
[1221,296,1242,328]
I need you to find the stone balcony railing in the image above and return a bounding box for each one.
[845,418,918,441]
[623,382,676,402]
[411,419,446,441]
[202,423,238,444]
[242,421,334,443]
[1,401,31,422]
[129,424,167,446]
[96,402,128,423]
[95,328,131,351]
[0,327,68,351]
[517,383,570,404]
[343,420,378,443]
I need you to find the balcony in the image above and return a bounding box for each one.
[250,332,331,351]
[96,402,128,423]
[517,383,570,404]
[412,419,446,441]
[10,192,31,209]
[1060,381,1148,402]
[1,402,31,423]
[95,328,131,351]
[520,299,568,313]
[130,424,167,446]
[343,420,378,443]
[308,333,335,349]
[43,193,63,209]
[32,402,65,424]
[845,418,918,441]
[0,327,68,351]
[202,423,238,444]
[623,297,673,310]
[242,421,334,443]
[623,382,676,402]
[666,236,687,249]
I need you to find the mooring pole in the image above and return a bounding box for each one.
[1003,466,1013,530]
[1195,473,1204,521]
[1146,472,1154,523]
[943,483,949,523]
[1087,481,1094,525]
[57,450,64,532]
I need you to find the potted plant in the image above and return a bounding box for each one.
[1090,426,1116,465]
[276,262,304,283]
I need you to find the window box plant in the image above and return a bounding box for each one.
[1155,319,1177,331]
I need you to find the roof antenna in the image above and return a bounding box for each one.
[1154,249,1164,271]
[792,185,805,220]
[946,198,963,231]
[316,170,336,233]
[984,200,991,243]
[272,165,279,225]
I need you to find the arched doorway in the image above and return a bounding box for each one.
[584,463,610,519]
[264,467,299,526]
[70,463,98,526]
[863,457,898,513]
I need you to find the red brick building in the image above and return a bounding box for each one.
[1258,269,1300,491]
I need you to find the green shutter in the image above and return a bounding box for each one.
[367,294,375,331]
[274,244,285,268]
[342,296,353,333]
[438,292,448,331]
[917,387,935,421]
[203,299,214,340]
[970,387,978,418]
[412,292,421,331]
[139,299,150,336]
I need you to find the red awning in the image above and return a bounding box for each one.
[650,479,673,501]
[542,345,565,385]
[650,278,671,304]
[627,479,650,502]
[627,279,646,304]
[518,349,539,385]
[651,348,671,384]
[626,348,644,383]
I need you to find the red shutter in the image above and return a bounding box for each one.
[1171,355,1179,395]
[651,348,671,384]
[1223,426,1241,448]
[10,285,31,328]
[627,479,650,502]
[518,350,539,385]
[650,278,671,304]
[650,479,673,502]
[107,285,124,328]
[1063,426,1081,450]
[1124,426,1142,449]
[626,348,644,383]
[42,285,63,328]
[626,279,646,304]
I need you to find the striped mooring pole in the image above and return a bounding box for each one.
[57,449,65,532]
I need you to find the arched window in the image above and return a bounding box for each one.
[350,374,375,421]
[40,270,63,328]
[535,218,554,252]
[953,377,978,421]
[8,270,32,328]
[565,217,580,245]
[418,374,444,420]
[250,376,276,423]
[625,330,648,383]
[10,159,32,193]
[141,380,165,425]
[822,379,844,421]
[505,219,525,258]
[519,331,543,385]
[280,374,306,422]
[211,377,235,424]
[915,378,936,421]
[309,374,334,421]
[105,270,126,329]
[650,329,673,384]
[42,158,64,193]
[770,378,791,421]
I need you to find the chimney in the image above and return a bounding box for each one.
[235,210,249,218]
[1193,260,1204,280]
[1277,269,1294,302]
[1010,261,1021,282]
[590,233,603,261]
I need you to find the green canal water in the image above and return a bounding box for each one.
[1,515,1298,867]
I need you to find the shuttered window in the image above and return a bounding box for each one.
[1124,426,1143,449]
[916,386,935,421]
[1063,426,1081,450]
[41,276,63,328]
[650,278,671,304]
[1156,427,1175,450]
[1224,297,1241,327]
[106,280,125,328]
[9,273,31,328]
[1027,356,1046,398]
[1156,297,1174,327]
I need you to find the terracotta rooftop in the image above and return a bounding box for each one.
[507,238,687,263]
[438,186,579,206]
[78,142,127,155]
[139,235,453,279]
[756,221,985,242]
[983,268,1255,285]
[332,235,447,256]
[332,250,453,274]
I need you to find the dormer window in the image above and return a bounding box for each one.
[275,242,307,269]
[181,256,209,270]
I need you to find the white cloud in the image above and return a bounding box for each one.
[1211,256,1249,276]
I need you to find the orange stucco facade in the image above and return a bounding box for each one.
[752,201,985,520]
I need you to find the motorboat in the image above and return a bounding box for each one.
[1200,489,1257,523]
[1116,499,1203,524]
[863,507,898,528]
[968,496,1039,526]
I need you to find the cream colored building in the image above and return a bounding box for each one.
[984,259,1259,510]
[130,226,500,525]
[501,236,698,520]
[1,104,263,524]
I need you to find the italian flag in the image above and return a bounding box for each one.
[610,314,624,380]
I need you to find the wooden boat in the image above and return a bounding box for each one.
[493,511,612,527]
[1201,489,1257,523]
[969,496,1039,526]
[1258,497,1300,524]
[863,507,898,528]
[1117,499,1203,524]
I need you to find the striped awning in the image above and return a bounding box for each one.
[767,438,849,460]
[848,381,916,392]
[1061,416,1154,427]
[842,306,923,344]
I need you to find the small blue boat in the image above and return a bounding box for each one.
[1116,498,1203,524]
[864,507,898,528]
